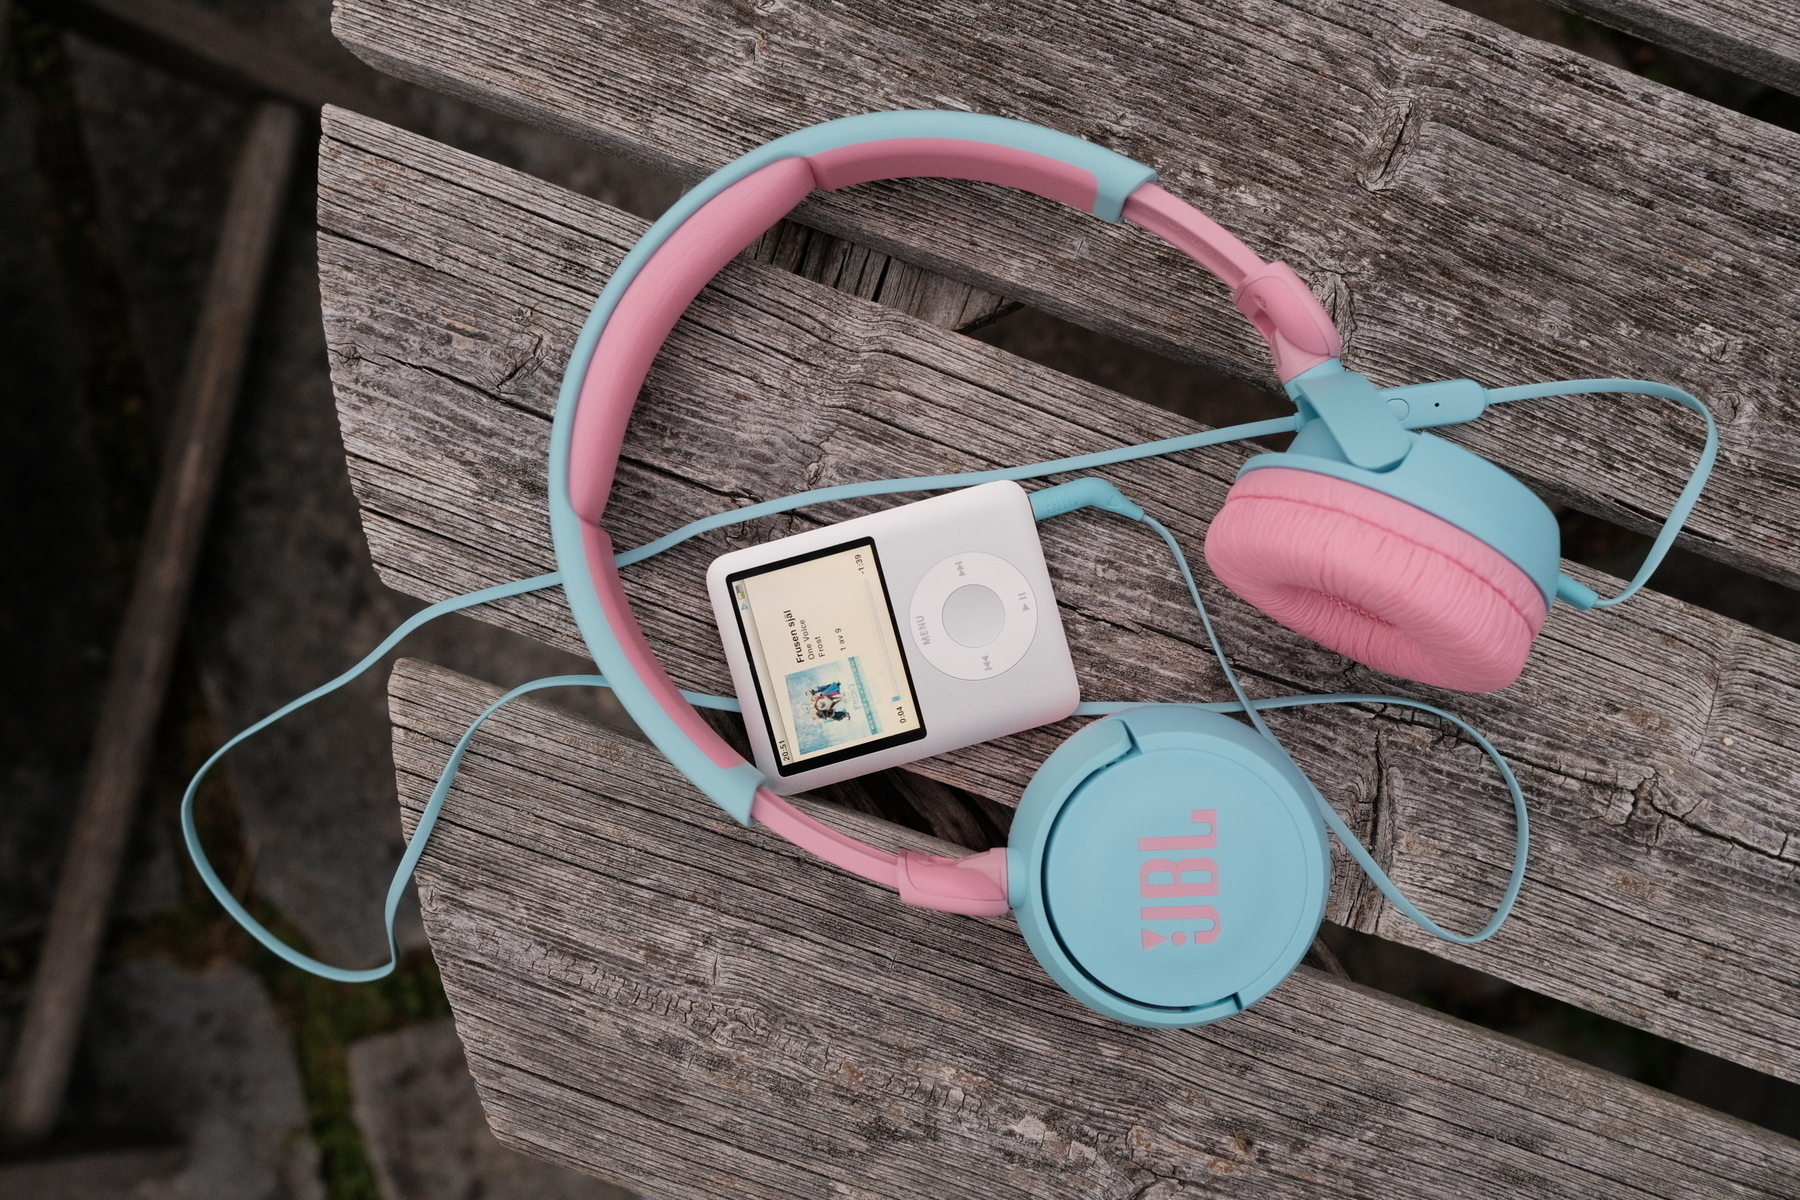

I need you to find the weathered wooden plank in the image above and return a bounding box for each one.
[317,111,1800,1087]
[330,0,1800,594]
[1543,0,1800,96]
[389,658,1800,1200]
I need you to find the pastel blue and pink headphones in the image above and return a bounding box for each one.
[185,112,1715,1029]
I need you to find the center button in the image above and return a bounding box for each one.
[942,584,1006,647]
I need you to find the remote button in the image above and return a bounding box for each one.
[942,584,1006,647]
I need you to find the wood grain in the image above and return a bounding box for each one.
[1543,0,1800,95]
[1,102,301,1143]
[329,0,1800,593]
[389,658,1800,1200]
[317,110,1800,1088]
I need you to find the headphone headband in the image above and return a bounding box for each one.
[549,112,1344,912]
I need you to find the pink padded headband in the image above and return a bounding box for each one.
[570,150,1340,522]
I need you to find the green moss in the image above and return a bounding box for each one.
[255,929,451,1200]
[107,683,452,1200]
[116,897,449,1200]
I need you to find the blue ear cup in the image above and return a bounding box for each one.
[1008,706,1329,1028]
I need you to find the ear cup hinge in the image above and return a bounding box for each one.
[1287,365,1414,472]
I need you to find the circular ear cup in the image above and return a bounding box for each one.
[1009,706,1328,1028]
[1203,467,1548,692]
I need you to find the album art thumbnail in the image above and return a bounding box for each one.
[784,659,877,755]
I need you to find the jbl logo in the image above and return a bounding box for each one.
[1138,809,1220,950]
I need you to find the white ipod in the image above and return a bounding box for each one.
[706,480,1080,794]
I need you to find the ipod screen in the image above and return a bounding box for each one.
[727,537,927,773]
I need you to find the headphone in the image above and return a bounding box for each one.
[184,111,1714,1029]
[544,110,1711,1027]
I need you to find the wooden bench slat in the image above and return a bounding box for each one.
[390,658,1800,1199]
[330,0,1800,593]
[318,110,1800,1089]
[1543,0,1800,96]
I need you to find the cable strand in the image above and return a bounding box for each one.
[1486,378,1717,608]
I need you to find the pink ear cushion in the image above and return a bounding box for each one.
[1203,468,1548,692]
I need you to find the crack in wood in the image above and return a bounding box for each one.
[1359,98,1423,193]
